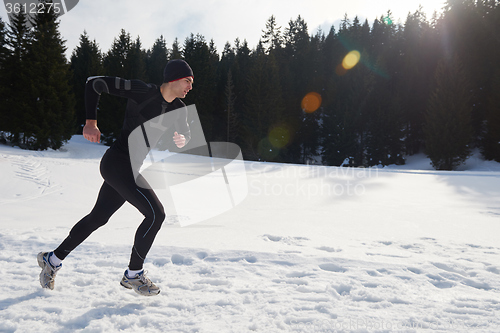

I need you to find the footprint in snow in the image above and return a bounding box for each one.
[366,270,382,277]
[196,251,208,260]
[262,234,309,246]
[319,263,347,273]
[317,246,342,253]
[430,262,493,290]
[426,274,456,289]
[227,256,258,263]
[485,265,500,274]
[171,254,194,265]
[165,215,190,225]
[333,284,351,295]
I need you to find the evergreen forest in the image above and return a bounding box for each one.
[0,0,499,170]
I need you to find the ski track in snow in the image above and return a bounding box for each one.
[12,157,60,192]
[0,154,62,204]
[1,137,500,332]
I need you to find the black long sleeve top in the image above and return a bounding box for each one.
[85,76,191,155]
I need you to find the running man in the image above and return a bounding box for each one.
[38,59,194,296]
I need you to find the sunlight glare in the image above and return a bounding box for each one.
[342,50,361,70]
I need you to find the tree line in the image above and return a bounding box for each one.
[0,0,499,170]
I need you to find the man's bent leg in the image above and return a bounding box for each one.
[126,185,166,270]
[53,182,126,260]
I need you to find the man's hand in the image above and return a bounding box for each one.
[173,131,186,148]
[83,119,101,143]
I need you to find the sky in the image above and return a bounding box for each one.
[0,0,447,59]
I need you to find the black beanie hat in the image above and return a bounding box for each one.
[163,59,194,83]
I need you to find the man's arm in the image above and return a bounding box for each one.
[85,76,150,119]
[83,76,150,143]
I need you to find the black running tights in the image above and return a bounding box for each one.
[54,148,165,270]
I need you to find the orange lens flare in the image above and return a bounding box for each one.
[301,92,322,113]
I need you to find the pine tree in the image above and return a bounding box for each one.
[261,15,282,54]
[215,42,235,142]
[0,17,9,138]
[224,69,238,143]
[146,35,168,84]
[478,0,500,159]
[99,29,132,144]
[319,26,342,165]
[365,72,405,166]
[182,34,217,140]
[126,36,147,81]
[442,0,498,147]
[424,56,473,170]
[400,8,438,155]
[242,49,285,161]
[0,17,7,67]
[482,65,500,161]
[103,29,131,77]
[364,17,405,166]
[299,31,325,164]
[321,101,360,166]
[170,38,181,59]
[2,11,32,144]
[23,1,75,150]
[241,48,267,160]
[233,38,251,115]
[282,15,312,163]
[208,39,223,138]
[70,31,103,132]
[225,38,251,152]
[0,15,6,53]
[323,15,377,166]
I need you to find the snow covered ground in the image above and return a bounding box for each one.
[1,136,500,332]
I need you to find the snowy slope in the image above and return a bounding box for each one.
[1,136,500,333]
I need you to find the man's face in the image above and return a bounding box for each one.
[172,77,193,98]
